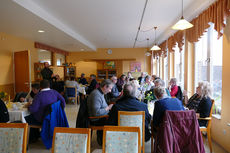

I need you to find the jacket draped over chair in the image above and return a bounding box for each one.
[154,110,205,153]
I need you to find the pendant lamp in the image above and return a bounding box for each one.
[145,38,152,56]
[172,0,193,30]
[151,27,161,51]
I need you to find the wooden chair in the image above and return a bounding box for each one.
[65,86,80,104]
[52,127,91,153]
[88,115,109,131]
[118,111,145,153]
[0,123,28,153]
[102,126,141,153]
[88,115,109,146]
[199,99,215,153]
[151,120,156,153]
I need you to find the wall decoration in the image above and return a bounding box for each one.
[130,62,141,72]
[104,61,115,69]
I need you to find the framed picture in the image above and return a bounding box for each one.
[104,61,115,69]
[130,62,141,72]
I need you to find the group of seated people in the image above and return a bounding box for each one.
[84,72,213,146]
[0,71,213,148]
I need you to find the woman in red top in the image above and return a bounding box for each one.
[168,78,178,97]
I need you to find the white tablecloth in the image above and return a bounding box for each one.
[148,101,155,116]
[8,108,30,123]
[78,86,86,95]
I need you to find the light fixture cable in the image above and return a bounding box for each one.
[150,26,161,50]
[133,0,149,48]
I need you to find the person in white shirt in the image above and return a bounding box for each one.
[141,75,154,91]
[65,77,80,95]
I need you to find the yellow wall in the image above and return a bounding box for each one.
[0,32,38,97]
[0,32,38,84]
[66,48,151,77]
[211,17,230,152]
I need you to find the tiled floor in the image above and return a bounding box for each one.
[27,103,229,153]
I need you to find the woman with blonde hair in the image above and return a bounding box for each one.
[184,81,212,126]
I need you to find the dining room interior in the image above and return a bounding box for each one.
[1,0,230,153]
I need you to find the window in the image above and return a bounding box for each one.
[195,24,223,115]
[56,53,66,66]
[211,27,223,115]
[195,32,208,86]
[164,51,168,85]
[174,43,185,90]
[156,57,160,77]
[38,49,52,65]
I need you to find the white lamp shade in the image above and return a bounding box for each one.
[151,45,161,50]
[172,18,193,30]
[145,52,151,56]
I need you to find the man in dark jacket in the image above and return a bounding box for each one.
[41,62,53,81]
[108,83,151,142]
[79,73,88,85]
[0,99,9,123]
[86,74,98,95]
[106,75,120,103]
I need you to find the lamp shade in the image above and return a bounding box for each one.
[172,16,193,30]
[150,44,161,50]
[145,52,151,56]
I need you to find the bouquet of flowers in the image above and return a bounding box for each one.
[0,91,7,99]
[144,91,154,102]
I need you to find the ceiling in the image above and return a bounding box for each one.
[0,0,216,51]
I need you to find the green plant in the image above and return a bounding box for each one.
[144,91,154,102]
[0,91,7,99]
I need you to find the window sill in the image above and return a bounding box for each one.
[212,114,221,120]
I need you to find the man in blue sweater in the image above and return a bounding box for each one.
[152,87,184,129]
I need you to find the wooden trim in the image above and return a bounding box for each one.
[118,111,145,153]
[88,115,109,119]
[102,126,141,153]
[84,58,136,62]
[0,123,28,153]
[35,42,69,56]
[52,127,91,153]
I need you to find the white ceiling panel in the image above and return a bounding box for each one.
[0,0,216,51]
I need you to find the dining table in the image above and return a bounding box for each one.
[6,102,30,123]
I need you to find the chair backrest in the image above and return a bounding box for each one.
[52,127,91,153]
[154,110,205,153]
[175,86,183,101]
[102,126,141,153]
[13,92,28,102]
[118,111,145,153]
[0,123,28,153]
[65,86,77,97]
[207,99,215,128]
[41,100,69,149]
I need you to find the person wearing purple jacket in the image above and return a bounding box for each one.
[25,79,66,143]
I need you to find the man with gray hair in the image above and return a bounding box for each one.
[87,79,114,145]
[152,87,184,129]
[106,75,120,103]
[108,83,151,142]
[88,79,114,117]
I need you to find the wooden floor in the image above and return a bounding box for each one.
[27,103,229,153]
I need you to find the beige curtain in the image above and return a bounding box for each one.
[155,0,230,58]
